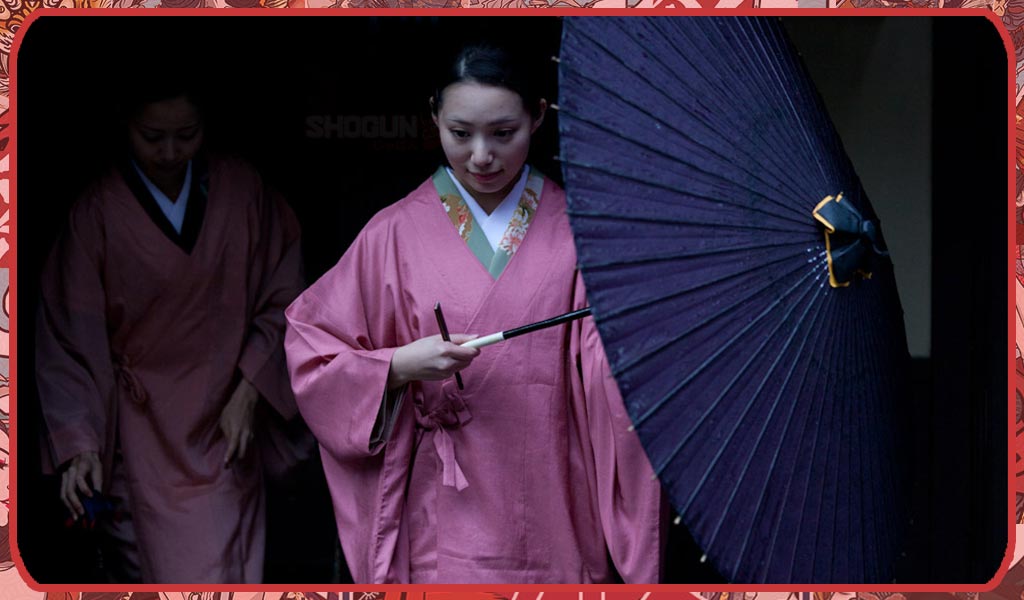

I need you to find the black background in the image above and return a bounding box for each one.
[14,15,1008,584]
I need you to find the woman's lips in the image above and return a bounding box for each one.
[471,171,501,184]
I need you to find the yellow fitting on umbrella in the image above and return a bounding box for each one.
[812,193,878,289]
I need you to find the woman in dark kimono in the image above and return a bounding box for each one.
[36,70,305,583]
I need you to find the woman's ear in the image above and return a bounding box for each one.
[429,96,439,128]
[531,98,548,134]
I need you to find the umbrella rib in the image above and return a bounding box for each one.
[717,18,821,187]
[706,286,831,576]
[704,282,831,561]
[577,238,817,269]
[771,296,849,581]
[852,286,900,580]
[760,17,854,193]
[558,43,812,222]
[737,19,829,187]
[610,249,824,376]
[675,18,823,201]
[560,154,810,229]
[722,18,838,202]
[652,19,818,206]
[668,270,827,508]
[795,296,851,581]
[837,340,856,579]
[755,292,843,581]
[595,244,816,322]
[559,112,809,225]
[612,251,824,377]
[757,19,838,188]
[567,208,811,236]
[650,272,829,579]
[850,290,897,581]
[840,390,853,582]
[721,19,823,185]
[562,21,812,218]
[682,19,806,180]
[814,348,848,580]
[635,258,825,430]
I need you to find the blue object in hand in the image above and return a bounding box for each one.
[65,491,116,529]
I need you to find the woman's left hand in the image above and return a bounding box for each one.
[220,377,260,467]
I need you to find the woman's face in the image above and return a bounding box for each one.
[433,82,545,208]
[128,95,204,186]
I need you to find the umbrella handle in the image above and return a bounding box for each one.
[459,308,593,349]
[460,332,506,349]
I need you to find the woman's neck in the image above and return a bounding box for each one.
[134,160,189,202]
[152,175,186,202]
[474,192,506,216]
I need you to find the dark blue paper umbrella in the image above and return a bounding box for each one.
[558,17,910,583]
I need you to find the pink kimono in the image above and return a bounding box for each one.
[36,155,304,583]
[285,172,664,583]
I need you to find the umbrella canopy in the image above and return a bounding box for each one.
[558,17,910,583]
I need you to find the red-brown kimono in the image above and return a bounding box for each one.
[36,155,303,583]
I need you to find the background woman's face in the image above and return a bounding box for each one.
[433,82,544,206]
[128,95,204,185]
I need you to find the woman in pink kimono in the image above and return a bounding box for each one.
[36,74,304,583]
[285,44,664,583]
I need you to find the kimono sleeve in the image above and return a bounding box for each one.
[575,273,667,583]
[284,219,403,462]
[237,186,305,420]
[36,198,115,471]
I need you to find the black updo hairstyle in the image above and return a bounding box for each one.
[432,42,545,119]
[116,56,208,123]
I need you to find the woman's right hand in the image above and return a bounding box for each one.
[60,451,102,520]
[387,334,480,390]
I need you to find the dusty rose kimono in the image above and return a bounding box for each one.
[285,170,663,583]
[36,155,304,583]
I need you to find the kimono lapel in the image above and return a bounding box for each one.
[391,177,572,504]
[118,156,209,254]
[432,166,545,279]
[409,176,574,392]
[102,161,220,362]
[433,168,494,271]
[460,177,573,358]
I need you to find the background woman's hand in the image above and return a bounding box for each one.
[60,451,102,520]
[220,377,259,467]
[388,334,480,390]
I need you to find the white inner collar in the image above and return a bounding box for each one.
[132,160,192,234]
[446,166,530,252]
